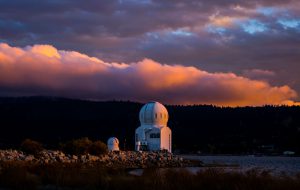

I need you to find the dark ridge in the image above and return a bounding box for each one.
[0,96,300,155]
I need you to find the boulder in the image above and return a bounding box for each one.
[24,155,35,162]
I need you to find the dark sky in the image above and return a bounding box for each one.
[0,0,299,106]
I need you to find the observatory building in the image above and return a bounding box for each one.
[107,137,120,151]
[135,101,172,152]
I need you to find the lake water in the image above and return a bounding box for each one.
[181,155,300,176]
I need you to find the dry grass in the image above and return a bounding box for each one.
[0,161,300,190]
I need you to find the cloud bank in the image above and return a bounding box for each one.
[0,43,299,106]
[1,0,300,101]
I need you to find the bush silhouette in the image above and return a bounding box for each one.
[62,137,93,155]
[89,140,108,155]
[61,137,107,155]
[21,139,43,155]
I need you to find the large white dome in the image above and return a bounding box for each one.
[139,101,168,127]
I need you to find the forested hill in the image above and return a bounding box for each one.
[0,96,300,155]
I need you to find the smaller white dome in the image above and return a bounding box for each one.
[139,101,168,127]
[107,137,119,151]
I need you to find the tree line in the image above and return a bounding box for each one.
[0,96,299,154]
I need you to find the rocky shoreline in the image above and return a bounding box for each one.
[0,149,202,168]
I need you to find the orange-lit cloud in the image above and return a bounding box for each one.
[208,16,239,28]
[0,43,299,107]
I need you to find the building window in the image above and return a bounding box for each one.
[155,113,157,118]
[150,133,160,138]
[160,113,162,118]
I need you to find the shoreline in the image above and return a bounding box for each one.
[179,154,299,157]
[0,149,203,169]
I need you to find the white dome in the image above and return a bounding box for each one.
[107,137,119,145]
[107,137,119,151]
[139,101,168,127]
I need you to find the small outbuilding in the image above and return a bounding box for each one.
[107,137,120,151]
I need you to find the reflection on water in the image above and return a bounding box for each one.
[182,155,300,175]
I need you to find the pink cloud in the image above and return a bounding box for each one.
[0,43,299,106]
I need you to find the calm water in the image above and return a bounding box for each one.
[182,155,300,175]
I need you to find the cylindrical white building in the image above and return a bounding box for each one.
[107,137,120,151]
[135,101,172,152]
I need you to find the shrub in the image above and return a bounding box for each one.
[61,137,108,155]
[20,139,43,155]
[62,137,93,155]
[89,140,108,155]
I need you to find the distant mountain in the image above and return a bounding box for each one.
[0,96,299,155]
